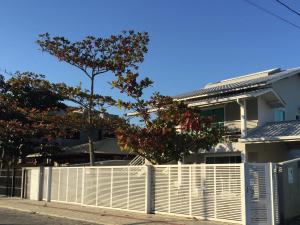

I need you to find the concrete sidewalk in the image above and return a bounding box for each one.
[0,198,234,225]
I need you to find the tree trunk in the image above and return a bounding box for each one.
[88,135,95,166]
[0,149,5,169]
[87,76,96,166]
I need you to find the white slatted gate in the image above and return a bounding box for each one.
[152,164,246,224]
[245,163,279,225]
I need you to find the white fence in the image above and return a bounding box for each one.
[24,163,279,225]
[43,166,150,213]
[152,164,245,224]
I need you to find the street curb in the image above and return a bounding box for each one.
[0,205,116,225]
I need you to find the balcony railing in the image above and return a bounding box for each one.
[178,119,258,142]
[224,120,258,130]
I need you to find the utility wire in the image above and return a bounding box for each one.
[243,0,300,30]
[275,0,300,17]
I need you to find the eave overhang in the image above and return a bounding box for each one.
[239,135,300,143]
[187,88,285,108]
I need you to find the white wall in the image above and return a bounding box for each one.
[272,74,300,121]
[256,74,300,125]
[257,96,274,126]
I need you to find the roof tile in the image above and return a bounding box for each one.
[174,68,300,100]
[246,120,300,139]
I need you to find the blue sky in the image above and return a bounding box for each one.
[1,0,300,114]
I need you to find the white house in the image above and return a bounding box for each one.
[174,67,300,164]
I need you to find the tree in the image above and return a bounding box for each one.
[0,72,66,168]
[111,71,224,164]
[37,31,149,166]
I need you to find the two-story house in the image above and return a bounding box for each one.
[174,67,300,164]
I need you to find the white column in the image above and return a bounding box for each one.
[238,99,247,138]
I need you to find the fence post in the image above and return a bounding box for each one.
[214,165,217,219]
[189,165,192,216]
[20,168,25,199]
[11,167,15,197]
[96,168,99,206]
[145,165,152,214]
[110,168,113,207]
[81,167,85,205]
[57,168,61,201]
[241,163,247,225]
[277,164,285,225]
[127,167,130,210]
[75,168,78,203]
[5,167,10,196]
[46,167,52,202]
[268,163,276,225]
[168,166,171,213]
[66,168,69,202]
[37,167,43,201]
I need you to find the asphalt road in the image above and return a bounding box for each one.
[0,208,101,225]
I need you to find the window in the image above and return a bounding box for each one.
[274,108,285,122]
[296,115,300,120]
[200,107,224,125]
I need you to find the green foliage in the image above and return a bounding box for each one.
[4,72,66,110]
[37,31,149,76]
[0,72,67,167]
[37,31,150,165]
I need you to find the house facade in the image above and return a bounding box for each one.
[174,67,300,164]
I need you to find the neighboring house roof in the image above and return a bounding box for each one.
[239,120,300,143]
[174,67,300,101]
[60,138,129,156]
